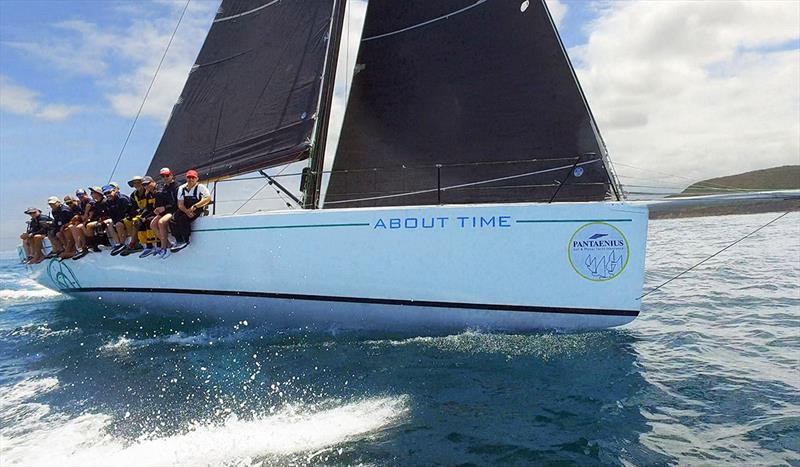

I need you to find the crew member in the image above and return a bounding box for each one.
[20,207,54,264]
[151,167,179,258]
[119,176,146,255]
[69,189,93,260]
[83,186,112,252]
[59,196,82,259]
[47,196,73,259]
[104,185,133,254]
[136,176,159,258]
[171,170,212,252]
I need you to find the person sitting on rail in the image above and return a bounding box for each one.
[20,207,54,264]
[136,176,160,258]
[58,195,82,259]
[68,189,94,260]
[83,186,113,253]
[118,176,146,256]
[46,196,74,259]
[150,167,179,258]
[170,169,213,253]
[104,185,134,255]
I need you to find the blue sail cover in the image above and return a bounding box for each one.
[148,0,336,180]
[324,0,618,207]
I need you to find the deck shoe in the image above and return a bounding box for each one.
[72,250,89,260]
[91,245,101,253]
[139,248,155,258]
[110,244,127,256]
[169,242,189,253]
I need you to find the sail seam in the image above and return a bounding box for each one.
[325,159,601,205]
[361,0,488,42]
[214,0,280,23]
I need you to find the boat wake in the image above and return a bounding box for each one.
[98,324,261,355]
[0,278,61,302]
[367,329,629,359]
[0,377,409,466]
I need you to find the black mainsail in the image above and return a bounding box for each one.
[324,0,620,208]
[147,0,339,181]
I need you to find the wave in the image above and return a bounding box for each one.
[99,332,214,355]
[0,288,61,301]
[0,376,409,466]
[0,279,61,302]
[0,377,59,411]
[99,325,263,355]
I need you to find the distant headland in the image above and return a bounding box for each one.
[648,165,800,219]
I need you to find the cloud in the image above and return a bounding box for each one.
[102,2,219,122]
[574,0,800,185]
[5,2,217,122]
[545,0,568,28]
[0,75,82,121]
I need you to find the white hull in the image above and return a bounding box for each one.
[29,202,648,332]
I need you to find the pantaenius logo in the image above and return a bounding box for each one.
[568,222,629,281]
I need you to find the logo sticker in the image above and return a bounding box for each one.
[47,259,81,289]
[568,223,629,281]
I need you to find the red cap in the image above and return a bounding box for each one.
[186,169,199,179]
[159,167,172,176]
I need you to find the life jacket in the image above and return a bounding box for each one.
[181,185,204,211]
[130,189,148,210]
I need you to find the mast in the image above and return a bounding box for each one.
[302,0,348,209]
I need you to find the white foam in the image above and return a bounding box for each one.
[0,377,59,410]
[0,288,61,301]
[99,332,211,355]
[0,279,61,301]
[1,391,409,466]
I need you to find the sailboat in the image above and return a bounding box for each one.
[27,0,649,332]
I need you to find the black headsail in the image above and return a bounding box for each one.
[148,0,339,181]
[324,0,621,208]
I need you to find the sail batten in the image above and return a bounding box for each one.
[324,0,618,208]
[148,0,337,181]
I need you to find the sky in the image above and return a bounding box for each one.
[1,0,798,250]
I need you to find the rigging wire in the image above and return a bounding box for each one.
[231,159,300,214]
[615,161,757,192]
[107,0,191,183]
[638,211,793,299]
[324,159,602,205]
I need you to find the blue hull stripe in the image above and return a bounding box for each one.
[61,287,639,317]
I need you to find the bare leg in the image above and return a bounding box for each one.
[154,213,173,249]
[48,231,62,252]
[115,222,127,246]
[150,216,162,247]
[30,235,46,263]
[20,233,32,258]
[72,224,87,251]
[126,221,138,247]
[60,228,76,259]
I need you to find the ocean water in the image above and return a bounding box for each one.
[0,212,798,466]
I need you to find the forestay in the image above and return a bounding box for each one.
[148,0,337,181]
[325,0,620,208]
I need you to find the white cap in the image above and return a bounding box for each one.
[47,196,60,204]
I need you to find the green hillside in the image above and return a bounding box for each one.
[681,165,800,196]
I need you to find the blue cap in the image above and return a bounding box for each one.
[102,184,114,194]
[75,189,86,196]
